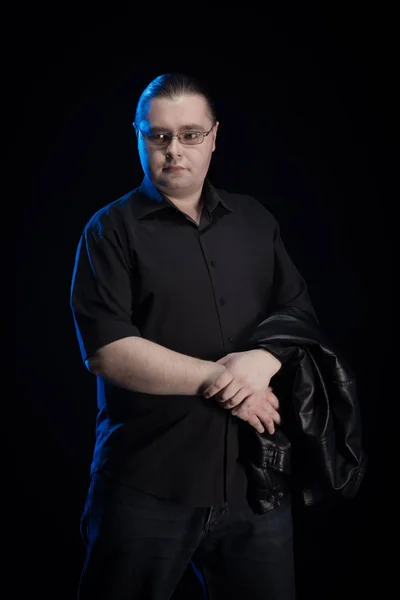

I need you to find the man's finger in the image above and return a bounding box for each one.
[266,388,279,409]
[257,402,281,425]
[268,407,281,425]
[219,396,244,409]
[232,403,281,429]
[261,415,275,434]
[216,356,229,365]
[248,416,266,434]
[203,371,234,398]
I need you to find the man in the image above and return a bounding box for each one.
[70,72,319,600]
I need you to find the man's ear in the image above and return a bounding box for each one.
[212,121,219,152]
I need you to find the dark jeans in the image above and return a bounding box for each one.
[77,472,297,600]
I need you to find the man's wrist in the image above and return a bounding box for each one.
[252,348,282,374]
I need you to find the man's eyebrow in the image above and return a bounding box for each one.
[149,123,208,133]
[179,124,208,131]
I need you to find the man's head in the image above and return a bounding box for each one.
[134,73,219,199]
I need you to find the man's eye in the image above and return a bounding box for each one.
[182,132,200,140]
[152,133,169,140]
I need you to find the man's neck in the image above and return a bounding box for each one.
[164,191,203,213]
[142,176,205,214]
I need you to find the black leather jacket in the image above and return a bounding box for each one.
[239,307,368,514]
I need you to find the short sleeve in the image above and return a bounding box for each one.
[70,224,141,363]
[246,221,319,363]
[269,222,317,321]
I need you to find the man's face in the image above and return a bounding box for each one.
[137,94,218,198]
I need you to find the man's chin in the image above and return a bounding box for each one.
[158,177,191,191]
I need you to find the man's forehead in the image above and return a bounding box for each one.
[143,95,210,127]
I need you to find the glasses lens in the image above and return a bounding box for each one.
[179,132,203,145]
[142,131,205,146]
[147,134,171,146]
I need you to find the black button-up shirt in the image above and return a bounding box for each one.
[70,177,315,506]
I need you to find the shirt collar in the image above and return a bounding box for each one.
[133,176,234,220]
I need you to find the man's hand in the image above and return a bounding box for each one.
[231,387,280,434]
[203,349,281,406]
[202,349,282,433]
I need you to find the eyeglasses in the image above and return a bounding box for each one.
[138,125,215,147]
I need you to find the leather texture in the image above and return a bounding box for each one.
[240,307,367,514]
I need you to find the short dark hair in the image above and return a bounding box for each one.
[134,72,217,127]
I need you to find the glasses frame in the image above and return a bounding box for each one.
[138,124,215,147]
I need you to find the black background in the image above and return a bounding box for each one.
[10,5,395,599]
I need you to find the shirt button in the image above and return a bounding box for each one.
[210,260,216,267]
[227,336,233,343]
[220,298,226,306]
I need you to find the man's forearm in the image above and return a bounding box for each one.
[87,336,224,395]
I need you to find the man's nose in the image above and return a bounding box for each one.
[165,136,182,155]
